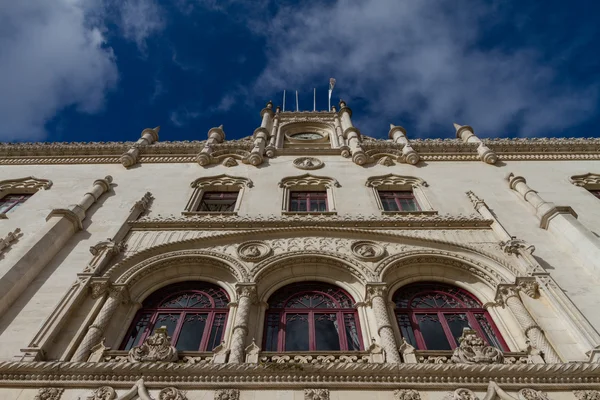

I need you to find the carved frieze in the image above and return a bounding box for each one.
[450,328,504,364]
[215,389,239,400]
[237,241,272,262]
[159,387,187,400]
[351,240,386,261]
[86,386,116,400]
[293,157,324,170]
[128,326,178,362]
[305,389,330,400]
[395,389,421,400]
[446,388,478,400]
[574,391,600,400]
[518,389,549,400]
[34,388,64,400]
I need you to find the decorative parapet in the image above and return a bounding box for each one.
[416,350,529,365]
[128,326,178,363]
[450,328,504,364]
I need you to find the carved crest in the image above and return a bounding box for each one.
[237,241,272,262]
[450,328,504,364]
[351,241,386,261]
[128,326,178,362]
[293,157,324,170]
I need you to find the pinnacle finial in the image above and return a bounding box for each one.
[154,126,160,132]
[453,123,462,131]
[218,124,223,129]
[390,123,395,129]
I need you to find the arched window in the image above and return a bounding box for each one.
[393,282,507,351]
[121,282,229,352]
[264,282,363,352]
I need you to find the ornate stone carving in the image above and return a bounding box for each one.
[159,387,187,400]
[570,173,600,187]
[87,386,116,400]
[131,191,154,213]
[377,155,395,166]
[245,339,260,363]
[279,173,340,188]
[237,241,272,262]
[450,328,504,364]
[128,326,178,362]
[34,388,64,400]
[305,389,330,400]
[446,388,478,400]
[500,238,535,255]
[351,240,386,261]
[293,156,324,170]
[215,389,240,400]
[0,176,52,191]
[90,281,111,299]
[365,174,428,188]
[190,174,253,189]
[221,157,238,167]
[516,277,540,299]
[394,389,421,400]
[0,228,22,253]
[574,390,600,400]
[518,389,549,400]
[90,238,126,257]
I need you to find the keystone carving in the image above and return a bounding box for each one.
[293,157,324,170]
[215,389,240,400]
[305,389,330,400]
[128,326,178,362]
[35,388,64,400]
[395,389,421,400]
[450,328,504,364]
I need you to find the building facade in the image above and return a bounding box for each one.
[1,101,600,399]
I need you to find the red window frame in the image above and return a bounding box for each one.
[198,191,239,212]
[393,282,507,351]
[264,282,363,352]
[589,190,600,200]
[121,282,229,352]
[378,191,420,212]
[0,193,32,214]
[289,191,328,212]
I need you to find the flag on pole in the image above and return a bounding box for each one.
[328,78,336,111]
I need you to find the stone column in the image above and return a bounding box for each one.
[196,125,226,166]
[507,173,600,275]
[365,284,401,363]
[72,284,128,362]
[0,176,113,317]
[338,100,367,165]
[333,109,349,156]
[228,284,257,363]
[388,124,420,165]
[246,102,273,166]
[495,283,561,363]
[265,107,279,157]
[120,126,160,167]
[454,123,497,164]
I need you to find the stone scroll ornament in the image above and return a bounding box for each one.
[128,326,178,362]
[87,381,187,400]
[450,328,504,364]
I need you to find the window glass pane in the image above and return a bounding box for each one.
[265,313,280,351]
[290,199,298,211]
[395,313,417,348]
[416,314,451,350]
[344,313,361,351]
[444,313,470,346]
[151,313,180,338]
[314,313,341,351]
[285,314,309,351]
[298,200,307,211]
[176,314,207,351]
[123,313,151,350]
[381,198,399,211]
[317,199,327,211]
[475,314,504,349]
[207,313,227,351]
[399,198,419,212]
[198,191,238,212]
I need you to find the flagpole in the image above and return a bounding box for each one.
[282,90,286,112]
[328,78,336,111]
[296,90,299,112]
[313,88,316,111]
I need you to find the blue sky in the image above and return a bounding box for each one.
[1,0,599,143]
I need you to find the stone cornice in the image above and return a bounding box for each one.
[2,137,600,164]
[130,213,493,230]
[0,361,599,389]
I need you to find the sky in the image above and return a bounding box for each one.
[1,0,599,143]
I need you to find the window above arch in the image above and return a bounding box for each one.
[121,281,230,352]
[264,282,362,352]
[0,176,52,219]
[365,174,434,213]
[393,282,507,351]
[279,174,340,214]
[183,174,253,215]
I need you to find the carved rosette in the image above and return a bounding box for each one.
[87,386,116,400]
[518,389,549,400]
[395,389,421,400]
[450,328,504,364]
[237,241,272,262]
[128,326,178,362]
[159,387,187,400]
[446,388,478,400]
[305,389,330,400]
[351,241,386,261]
[215,389,240,400]
[574,390,600,400]
[35,388,64,400]
[293,157,324,170]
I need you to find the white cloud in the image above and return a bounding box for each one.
[116,0,165,51]
[0,0,118,141]
[250,0,598,137]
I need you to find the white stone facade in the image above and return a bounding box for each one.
[1,102,600,398]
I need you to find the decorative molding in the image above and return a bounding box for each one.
[377,155,396,166]
[365,174,428,188]
[395,389,421,400]
[450,328,504,364]
[34,388,64,400]
[0,228,22,254]
[305,389,330,400]
[445,388,478,400]
[237,241,272,262]
[190,174,253,189]
[185,175,252,213]
[293,157,324,170]
[0,176,52,192]
[351,240,386,262]
[128,326,178,362]
[215,389,239,400]
[570,173,600,187]
[279,173,340,189]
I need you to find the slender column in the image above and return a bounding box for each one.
[495,283,561,363]
[72,284,128,362]
[120,126,160,167]
[196,125,226,166]
[388,124,420,165]
[333,109,349,156]
[265,107,279,157]
[365,284,401,363]
[454,123,497,164]
[228,284,256,363]
[246,101,273,166]
[338,100,367,165]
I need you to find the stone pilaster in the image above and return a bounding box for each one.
[454,123,497,164]
[365,284,401,363]
[228,284,257,363]
[196,125,226,166]
[120,126,160,167]
[388,124,420,165]
[495,282,561,363]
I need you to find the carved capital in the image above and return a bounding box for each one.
[365,283,388,304]
[494,284,521,305]
[235,283,257,302]
[90,281,111,299]
[516,277,540,299]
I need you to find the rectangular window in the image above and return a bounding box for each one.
[198,191,238,212]
[378,191,420,212]
[289,191,328,212]
[0,193,32,214]
[589,190,600,200]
